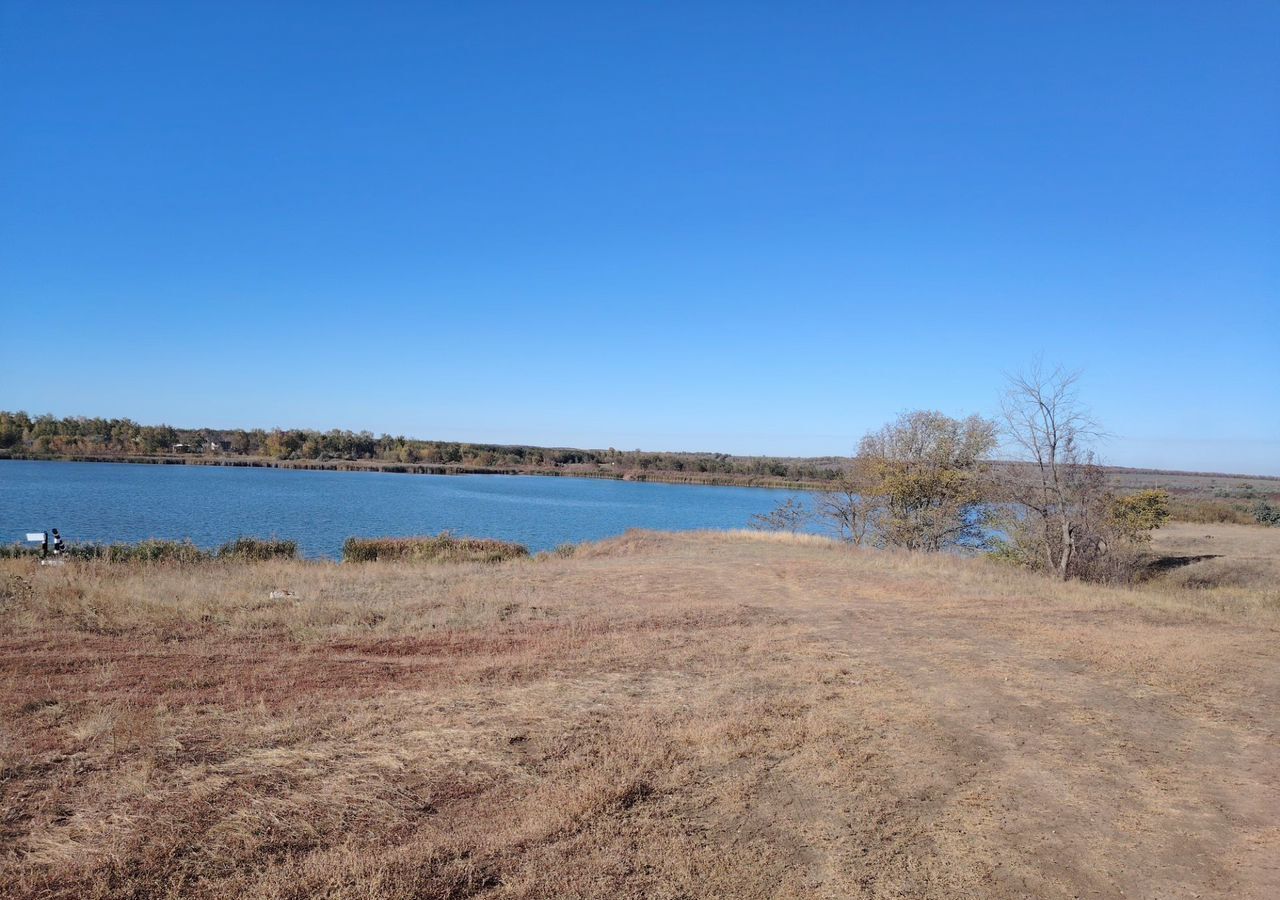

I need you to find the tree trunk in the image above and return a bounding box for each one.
[1057,518,1073,580]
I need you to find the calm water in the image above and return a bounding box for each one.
[0,460,806,558]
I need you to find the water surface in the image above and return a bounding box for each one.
[0,460,805,558]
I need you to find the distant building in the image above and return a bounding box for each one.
[208,440,232,452]
[172,443,191,453]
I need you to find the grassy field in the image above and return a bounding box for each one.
[2,528,1277,898]
[1147,522,1280,588]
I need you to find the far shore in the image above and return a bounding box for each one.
[3,451,1276,496]
[0,452,817,491]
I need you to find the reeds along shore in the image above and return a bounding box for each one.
[0,537,297,563]
[341,535,529,563]
[0,534,530,565]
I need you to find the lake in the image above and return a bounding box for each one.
[0,460,807,558]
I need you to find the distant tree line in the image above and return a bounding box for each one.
[0,411,843,482]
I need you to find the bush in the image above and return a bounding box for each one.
[99,540,208,563]
[1111,489,1170,538]
[1167,498,1255,525]
[0,540,206,562]
[1254,500,1280,527]
[342,532,529,564]
[216,537,298,560]
[994,487,1173,585]
[747,497,810,533]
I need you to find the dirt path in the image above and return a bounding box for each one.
[680,546,1280,898]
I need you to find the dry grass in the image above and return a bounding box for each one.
[2,529,1278,898]
[1167,497,1258,524]
[1146,521,1280,594]
[342,534,529,564]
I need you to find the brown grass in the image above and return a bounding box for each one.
[342,534,529,564]
[1,530,1278,898]
[1167,496,1258,524]
[1147,521,1280,592]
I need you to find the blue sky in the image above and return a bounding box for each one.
[2,2,1277,474]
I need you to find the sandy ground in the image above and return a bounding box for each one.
[2,530,1278,898]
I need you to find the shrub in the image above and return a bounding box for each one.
[747,497,810,533]
[0,540,207,562]
[994,487,1173,585]
[985,537,1025,568]
[0,538,299,563]
[216,537,298,560]
[1254,500,1280,527]
[101,540,208,563]
[342,532,529,564]
[1167,498,1255,525]
[1111,489,1170,539]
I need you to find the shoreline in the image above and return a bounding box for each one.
[0,452,818,491]
[4,451,1277,486]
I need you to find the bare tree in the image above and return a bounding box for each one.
[1000,364,1104,580]
[810,459,878,545]
[747,496,810,533]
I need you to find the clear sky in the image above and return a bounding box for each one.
[2,2,1277,474]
